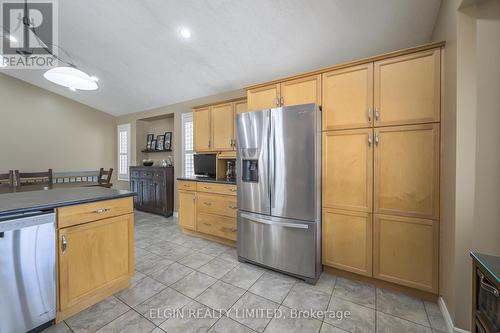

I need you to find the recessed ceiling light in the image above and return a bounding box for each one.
[69,87,76,92]
[180,28,191,39]
[90,75,99,82]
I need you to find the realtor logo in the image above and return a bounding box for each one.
[1,0,58,68]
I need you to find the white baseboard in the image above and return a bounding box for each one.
[438,296,470,333]
[173,211,178,218]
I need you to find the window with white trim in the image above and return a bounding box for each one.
[117,124,131,180]
[182,113,194,177]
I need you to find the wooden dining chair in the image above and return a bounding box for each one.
[15,169,53,187]
[98,168,113,187]
[0,170,14,187]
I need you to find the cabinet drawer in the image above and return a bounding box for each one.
[178,180,196,191]
[140,171,154,178]
[197,213,237,241]
[58,197,134,229]
[197,193,237,218]
[197,182,237,196]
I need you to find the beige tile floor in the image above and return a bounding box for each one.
[43,211,447,333]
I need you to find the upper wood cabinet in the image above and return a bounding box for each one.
[234,100,248,114]
[323,208,372,277]
[179,190,196,231]
[247,84,280,111]
[374,49,441,127]
[247,74,321,111]
[374,123,440,220]
[323,129,373,212]
[193,107,211,151]
[280,74,321,107]
[322,64,373,130]
[58,214,134,311]
[211,102,234,151]
[373,214,438,293]
[192,98,246,153]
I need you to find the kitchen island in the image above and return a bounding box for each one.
[0,187,136,324]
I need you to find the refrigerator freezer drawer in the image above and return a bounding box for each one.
[237,212,318,279]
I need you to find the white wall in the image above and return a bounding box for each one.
[432,0,500,329]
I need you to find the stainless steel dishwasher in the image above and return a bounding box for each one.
[0,210,56,333]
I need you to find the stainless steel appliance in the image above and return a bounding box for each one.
[0,210,56,333]
[236,103,321,283]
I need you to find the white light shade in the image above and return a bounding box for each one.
[44,67,98,90]
[180,28,191,39]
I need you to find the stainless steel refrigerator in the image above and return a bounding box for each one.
[236,103,322,284]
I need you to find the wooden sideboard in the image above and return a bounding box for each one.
[129,166,174,217]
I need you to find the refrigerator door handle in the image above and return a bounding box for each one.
[240,213,309,229]
[269,113,275,209]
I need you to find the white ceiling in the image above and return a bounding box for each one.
[1,0,442,116]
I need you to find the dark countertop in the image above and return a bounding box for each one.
[471,252,500,283]
[0,187,135,217]
[177,177,236,185]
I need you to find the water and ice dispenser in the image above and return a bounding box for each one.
[242,159,258,182]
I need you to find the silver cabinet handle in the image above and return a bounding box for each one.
[368,107,373,122]
[193,194,196,203]
[368,133,373,147]
[228,205,237,209]
[94,208,111,214]
[479,272,499,297]
[375,133,379,146]
[276,98,280,107]
[375,107,380,121]
[203,202,212,206]
[240,213,309,229]
[61,235,68,255]
[280,96,284,106]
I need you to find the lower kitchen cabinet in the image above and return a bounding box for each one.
[177,180,237,243]
[323,209,372,277]
[373,214,438,293]
[179,190,196,230]
[56,197,134,321]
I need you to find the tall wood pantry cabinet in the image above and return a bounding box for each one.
[322,47,441,293]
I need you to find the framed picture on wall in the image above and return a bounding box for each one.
[150,139,157,151]
[146,134,154,150]
[164,132,172,150]
[157,135,165,151]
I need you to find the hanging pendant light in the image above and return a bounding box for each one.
[43,66,98,90]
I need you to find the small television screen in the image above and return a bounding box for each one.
[194,154,216,178]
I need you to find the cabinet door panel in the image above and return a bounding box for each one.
[212,103,234,151]
[322,64,373,130]
[281,74,321,107]
[59,214,134,310]
[179,190,196,230]
[323,129,373,212]
[234,100,248,114]
[323,209,372,276]
[374,49,440,126]
[374,124,439,220]
[193,107,211,151]
[247,84,279,111]
[373,214,438,293]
